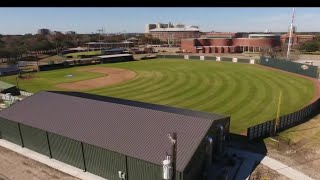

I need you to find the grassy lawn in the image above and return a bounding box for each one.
[0,59,315,133]
[276,115,320,147]
[63,51,102,58]
[0,67,105,92]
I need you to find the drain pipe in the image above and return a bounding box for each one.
[206,136,213,169]
[216,125,224,156]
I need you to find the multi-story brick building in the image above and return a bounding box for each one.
[146,23,201,46]
[280,25,315,47]
[280,33,315,47]
[181,32,281,54]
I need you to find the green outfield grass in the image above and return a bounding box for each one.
[0,68,105,92]
[63,50,102,58]
[0,59,315,133]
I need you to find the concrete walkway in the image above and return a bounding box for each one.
[229,148,314,180]
[0,139,107,180]
[261,156,314,180]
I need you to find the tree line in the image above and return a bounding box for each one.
[0,33,162,60]
[298,36,320,52]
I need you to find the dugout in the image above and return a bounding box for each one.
[0,81,20,95]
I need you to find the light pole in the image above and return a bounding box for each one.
[168,133,177,180]
[286,8,295,61]
[97,28,103,52]
[123,30,127,49]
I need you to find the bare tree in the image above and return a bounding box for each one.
[260,46,300,61]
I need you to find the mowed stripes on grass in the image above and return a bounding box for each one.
[1,59,315,133]
[88,59,315,133]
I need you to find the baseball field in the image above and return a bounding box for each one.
[0,59,316,133]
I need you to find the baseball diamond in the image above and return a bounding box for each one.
[0,59,316,133]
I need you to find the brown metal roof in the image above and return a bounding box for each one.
[0,91,226,171]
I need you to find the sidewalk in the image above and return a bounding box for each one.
[229,148,314,180]
[0,139,107,180]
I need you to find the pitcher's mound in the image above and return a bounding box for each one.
[56,67,136,91]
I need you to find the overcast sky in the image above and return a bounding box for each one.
[0,8,319,34]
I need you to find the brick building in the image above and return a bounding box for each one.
[280,33,315,47]
[146,23,201,46]
[181,32,281,54]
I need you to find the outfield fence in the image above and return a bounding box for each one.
[260,56,319,78]
[156,54,256,64]
[157,54,320,140]
[247,98,320,141]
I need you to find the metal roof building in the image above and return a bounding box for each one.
[0,66,20,76]
[0,81,19,95]
[0,91,230,180]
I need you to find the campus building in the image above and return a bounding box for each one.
[145,23,201,46]
[181,32,281,54]
[181,26,316,54]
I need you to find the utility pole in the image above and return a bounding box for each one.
[168,132,177,180]
[124,30,127,49]
[56,41,58,56]
[286,8,295,60]
[98,28,103,52]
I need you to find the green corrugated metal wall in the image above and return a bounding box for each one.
[20,124,50,156]
[0,118,21,146]
[83,143,126,180]
[127,156,162,180]
[0,116,223,180]
[183,140,206,180]
[48,132,84,169]
[126,156,183,180]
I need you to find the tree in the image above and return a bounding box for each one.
[29,40,54,51]
[298,41,319,52]
[260,46,300,61]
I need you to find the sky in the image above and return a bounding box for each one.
[0,8,320,35]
